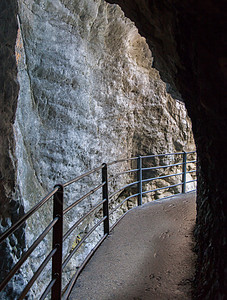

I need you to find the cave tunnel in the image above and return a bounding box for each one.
[106,1,226,299]
[0,0,226,299]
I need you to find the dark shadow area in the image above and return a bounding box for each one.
[106,1,227,298]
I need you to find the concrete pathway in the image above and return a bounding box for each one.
[69,192,196,300]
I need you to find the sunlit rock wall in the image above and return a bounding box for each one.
[1,0,195,297]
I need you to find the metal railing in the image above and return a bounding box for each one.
[0,151,196,299]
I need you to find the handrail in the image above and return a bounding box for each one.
[187,169,196,174]
[63,182,105,214]
[40,278,57,300]
[63,199,106,242]
[186,159,197,164]
[142,182,183,195]
[113,168,139,176]
[62,216,107,270]
[142,161,183,171]
[109,180,139,199]
[0,187,58,244]
[0,217,59,291]
[62,233,108,300]
[0,150,196,299]
[141,151,184,159]
[19,247,58,299]
[107,156,138,166]
[142,172,184,183]
[63,164,104,187]
[110,193,140,215]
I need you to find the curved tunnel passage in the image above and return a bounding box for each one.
[106,1,227,299]
[0,0,226,299]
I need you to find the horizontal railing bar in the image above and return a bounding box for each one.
[186,160,197,164]
[39,277,57,300]
[107,156,138,166]
[62,216,107,270]
[114,168,139,177]
[107,171,137,183]
[63,199,106,242]
[62,233,108,300]
[142,183,183,195]
[0,187,58,244]
[0,217,58,292]
[187,170,196,174]
[19,247,58,300]
[186,179,197,184]
[107,175,117,183]
[109,181,139,200]
[188,189,196,192]
[142,162,183,171]
[63,182,105,215]
[109,193,139,216]
[142,172,183,183]
[109,161,195,182]
[110,211,128,232]
[141,151,184,159]
[107,151,196,166]
[185,151,196,154]
[154,192,182,201]
[63,164,104,187]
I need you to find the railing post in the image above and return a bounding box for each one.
[137,156,142,206]
[52,184,64,300]
[102,164,109,235]
[182,152,187,193]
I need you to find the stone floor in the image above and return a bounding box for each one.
[69,192,196,300]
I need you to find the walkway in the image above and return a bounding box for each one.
[69,192,196,300]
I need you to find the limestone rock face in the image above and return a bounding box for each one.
[16,0,194,189]
[1,0,194,297]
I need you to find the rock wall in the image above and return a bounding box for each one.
[106,0,227,299]
[0,1,27,299]
[1,0,195,298]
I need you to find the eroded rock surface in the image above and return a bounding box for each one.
[1,0,195,298]
[0,1,26,299]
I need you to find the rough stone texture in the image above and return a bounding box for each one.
[0,0,196,297]
[0,1,27,299]
[106,0,227,299]
[13,0,195,296]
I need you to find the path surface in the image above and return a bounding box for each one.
[69,192,196,300]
